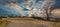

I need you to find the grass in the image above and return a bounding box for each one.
[0,18,33,27]
[55,22,60,27]
[0,20,10,27]
[0,18,60,27]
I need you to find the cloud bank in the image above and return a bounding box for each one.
[0,0,58,17]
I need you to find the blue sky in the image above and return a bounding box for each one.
[0,0,60,17]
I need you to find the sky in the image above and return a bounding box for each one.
[0,0,60,17]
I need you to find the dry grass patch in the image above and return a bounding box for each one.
[55,22,60,27]
[0,20,10,27]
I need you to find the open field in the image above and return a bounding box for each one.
[0,18,60,27]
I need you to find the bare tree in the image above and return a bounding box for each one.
[41,0,55,20]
